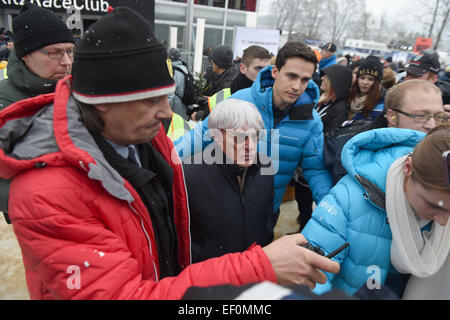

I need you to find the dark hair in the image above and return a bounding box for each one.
[275,42,318,71]
[241,45,271,67]
[348,77,382,117]
[75,99,104,134]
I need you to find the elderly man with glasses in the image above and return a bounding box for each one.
[0,3,75,222]
[183,98,277,263]
[0,3,75,109]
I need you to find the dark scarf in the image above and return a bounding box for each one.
[230,72,253,94]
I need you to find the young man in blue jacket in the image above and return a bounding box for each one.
[176,42,332,214]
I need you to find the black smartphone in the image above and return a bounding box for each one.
[325,242,349,259]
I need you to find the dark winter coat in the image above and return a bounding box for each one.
[183,147,275,263]
[206,66,239,96]
[0,50,57,109]
[316,65,353,133]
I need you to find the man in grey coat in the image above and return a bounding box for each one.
[0,3,75,221]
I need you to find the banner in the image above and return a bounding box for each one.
[413,37,433,53]
[233,26,280,60]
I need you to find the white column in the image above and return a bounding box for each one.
[169,27,178,49]
[193,18,205,75]
[246,12,257,28]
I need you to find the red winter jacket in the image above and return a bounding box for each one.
[0,76,277,300]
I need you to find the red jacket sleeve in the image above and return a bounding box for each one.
[9,168,276,300]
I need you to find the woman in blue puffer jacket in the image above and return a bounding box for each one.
[302,126,450,299]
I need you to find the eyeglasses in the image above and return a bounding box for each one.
[444,150,450,187]
[391,108,450,124]
[39,48,74,60]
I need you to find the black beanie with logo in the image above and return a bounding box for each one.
[72,7,174,104]
[13,3,75,59]
[357,56,384,82]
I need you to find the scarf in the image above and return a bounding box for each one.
[386,155,450,299]
[349,94,366,115]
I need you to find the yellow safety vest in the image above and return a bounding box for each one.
[0,60,8,80]
[167,112,191,141]
[208,88,232,112]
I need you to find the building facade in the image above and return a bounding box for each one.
[155,0,259,53]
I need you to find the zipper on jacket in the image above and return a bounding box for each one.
[239,168,249,250]
[128,202,159,282]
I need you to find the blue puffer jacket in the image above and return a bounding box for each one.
[302,128,425,296]
[319,55,337,70]
[175,66,332,211]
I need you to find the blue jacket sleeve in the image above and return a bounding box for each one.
[302,181,351,295]
[300,112,332,203]
[174,116,213,160]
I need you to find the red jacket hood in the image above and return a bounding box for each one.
[0,75,192,270]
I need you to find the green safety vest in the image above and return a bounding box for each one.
[208,88,232,112]
[167,112,192,141]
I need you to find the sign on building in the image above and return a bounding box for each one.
[232,26,280,60]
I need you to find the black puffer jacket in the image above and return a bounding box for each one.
[316,64,353,133]
[183,149,274,263]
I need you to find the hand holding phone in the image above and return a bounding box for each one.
[300,242,349,259]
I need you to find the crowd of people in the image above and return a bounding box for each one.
[0,4,448,300]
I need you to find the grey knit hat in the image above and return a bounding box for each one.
[210,45,233,69]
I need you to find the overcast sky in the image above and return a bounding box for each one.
[365,0,412,17]
[259,0,417,20]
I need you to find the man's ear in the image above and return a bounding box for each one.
[239,63,247,75]
[386,108,396,127]
[271,65,278,80]
[93,103,110,113]
[429,73,439,84]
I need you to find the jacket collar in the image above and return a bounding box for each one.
[252,65,320,109]
[6,49,57,96]
[0,76,172,204]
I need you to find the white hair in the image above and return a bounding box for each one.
[208,98,264,131]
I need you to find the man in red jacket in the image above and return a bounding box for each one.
[0,7,339,300]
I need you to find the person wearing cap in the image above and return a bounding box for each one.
[405,52,441,83]
[405,52,450,105]
[319,42,338,71]
[0,3,75,224]
[348,56,385,122]
[0,7,339,300]
[203,44,239,97]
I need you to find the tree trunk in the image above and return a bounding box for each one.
[433,4,450,49]
[428,0,440,38]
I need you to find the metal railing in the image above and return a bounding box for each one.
[178,49,210,76]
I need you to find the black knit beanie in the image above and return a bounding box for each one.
[72,7,174,104]
[357,56,383,82]
[210,45,233,70]
[13,3,75,59]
